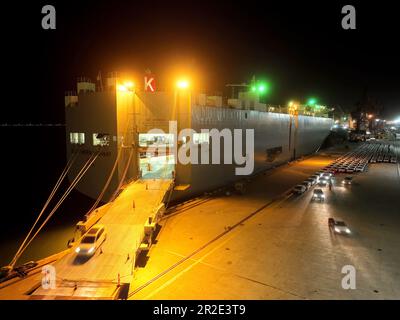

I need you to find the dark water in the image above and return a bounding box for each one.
[0,127,94,267]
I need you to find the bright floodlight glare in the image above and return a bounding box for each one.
[117,84,128,92]
[176,80,189,89]
[124,81,134,88]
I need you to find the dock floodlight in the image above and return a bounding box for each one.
[124,81,134,88]
[176,79,190,89]
[117,84,128,92]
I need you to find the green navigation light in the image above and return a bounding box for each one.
[257,82,269,94]
[308,98,317,105]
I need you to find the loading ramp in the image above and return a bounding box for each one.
[31,179,174,299]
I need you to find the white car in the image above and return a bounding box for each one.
[311,174,320,182]
[306,177,317,186]
[301,181,311,190]
[321,172,332,180]
[75,225,107,256]
[315,171,324,177]
[329,219,351,235]
[293,185,306,195]
[318,179,328,186]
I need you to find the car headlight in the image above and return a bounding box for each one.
[334,227,340,233]
[346,229,351,234]
[75,247,81,253]
[321,195,325,198]
[88,247,95,254]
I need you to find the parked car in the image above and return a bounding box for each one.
[315,171,324,177]
[293,185,306,195]
[301,181,311,190]
[311,174,320,182]
[321,172,332,180]
[306,177,317,186]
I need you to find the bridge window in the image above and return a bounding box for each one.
[78,133,85,144]
[70,132,79,144]
[93,133,110,146]
[70,132,85,145]
[138,133,174,148]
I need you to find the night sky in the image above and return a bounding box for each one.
[1,0,399,123]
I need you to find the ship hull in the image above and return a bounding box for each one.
[66,103,333,203]
[172,106,333,200]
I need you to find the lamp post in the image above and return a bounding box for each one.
[174,79,191,184]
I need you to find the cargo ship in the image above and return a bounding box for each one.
[65,73,333,203]
[0,73,334,298]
